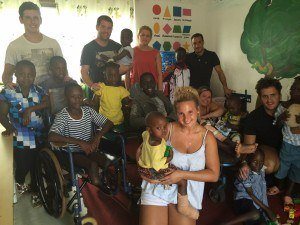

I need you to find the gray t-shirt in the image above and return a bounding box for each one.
[5,34,63,84]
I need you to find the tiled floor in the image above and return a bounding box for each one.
[14,193,73,225]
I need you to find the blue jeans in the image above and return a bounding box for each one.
[275,141,300,183]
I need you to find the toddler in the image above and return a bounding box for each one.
[163,47,190,103]
[115,29,133,68]
[99,28,133,88]
[234,148,277,225]
[222,94,248,142]
[92,62,130,130]
[39,56,77,114]
[137,111,199,220]
[269,77,300,206]
[48,83,113,186]
[0,60,49,207]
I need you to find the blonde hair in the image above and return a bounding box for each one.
[138,25,153,38]
[174,87,199,110]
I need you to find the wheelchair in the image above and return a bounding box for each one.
[35,130,133,225]
[209,149,239,203]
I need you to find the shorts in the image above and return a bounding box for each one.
[139,192,169,206]
[275,141,300,183]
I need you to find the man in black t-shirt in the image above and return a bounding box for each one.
[186,33,232,97]
[80,15,121,89]
[241,78,282,175]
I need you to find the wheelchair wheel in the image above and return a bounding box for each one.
[99,162,122,196]
[209,188,225,203]
[81,217,98,225]
[36,148,66,218]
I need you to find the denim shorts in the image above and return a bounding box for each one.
[275,141,300,183]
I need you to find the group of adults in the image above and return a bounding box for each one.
[2,3,233,97]
[1,2,287,225]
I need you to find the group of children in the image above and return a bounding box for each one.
[0,26,299,224]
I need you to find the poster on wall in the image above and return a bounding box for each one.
[150,3,192,53]
[137,1,193,72]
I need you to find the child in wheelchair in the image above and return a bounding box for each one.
[0,60,49,207]
[137,111,199,219]
[221,94,248,143]
[202,94,256,158]
[48,83,113,186]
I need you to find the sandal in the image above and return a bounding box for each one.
[267,186,281,196]
[16,183,30,195]
[31,194,42,208]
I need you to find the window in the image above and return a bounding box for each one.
[0,1,134,82]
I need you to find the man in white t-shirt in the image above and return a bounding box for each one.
[2,1,63,87]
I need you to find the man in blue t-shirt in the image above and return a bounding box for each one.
[80,15,121,89]
[186,33,232,97]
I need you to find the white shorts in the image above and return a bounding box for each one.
[139,192,169,206]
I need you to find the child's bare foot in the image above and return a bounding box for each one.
[177,193,199,220]
[267,186,281,196]
[235,142,258,157]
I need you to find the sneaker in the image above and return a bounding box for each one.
[31,194,42,208]
[16,183,30,195]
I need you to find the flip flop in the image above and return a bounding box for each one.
[267,186,281,196]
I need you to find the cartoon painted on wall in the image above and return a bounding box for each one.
[241,0,300,79]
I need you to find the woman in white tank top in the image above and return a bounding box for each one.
[137,87,220,225]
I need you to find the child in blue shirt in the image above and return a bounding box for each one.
[234,148,277,225]
[0,60,49,207]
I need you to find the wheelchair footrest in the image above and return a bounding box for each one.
[97,151,122,170]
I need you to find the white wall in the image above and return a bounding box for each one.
[201,0,294,111]
[134,0,295,111]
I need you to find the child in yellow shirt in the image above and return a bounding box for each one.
[93,62,130,130]
[137,111,199,219]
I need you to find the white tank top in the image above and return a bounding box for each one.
[140,123,208,209]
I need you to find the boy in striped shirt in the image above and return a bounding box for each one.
[48,83,113,186]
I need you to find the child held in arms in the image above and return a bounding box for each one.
[100,28,133,86]
[137,111,199,220]
[234,148,277,225]
[39,56,77,114]
[0,60,49,207]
